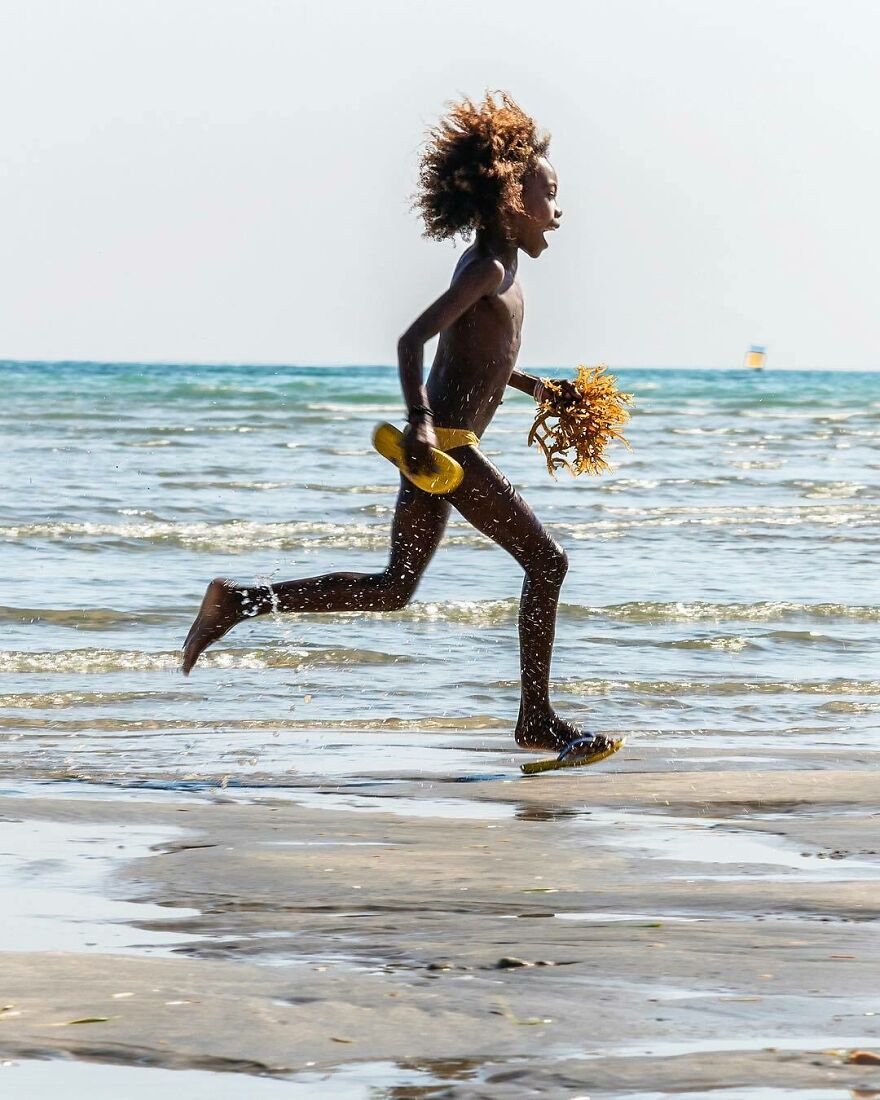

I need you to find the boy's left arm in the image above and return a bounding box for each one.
[508,369,543,401]
[508,370,580,408]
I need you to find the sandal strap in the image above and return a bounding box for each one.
[557,735,597,762]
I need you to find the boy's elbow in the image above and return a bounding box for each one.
[397,331,419,359]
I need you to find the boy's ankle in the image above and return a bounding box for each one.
[239,584,277,618]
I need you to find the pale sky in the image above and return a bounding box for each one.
[2,0,879,369]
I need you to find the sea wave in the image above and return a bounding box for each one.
[2,598,877,635]
[816,700,880,714]
[305,402,402,414]
[387,598,880,625]
[0,714,507,733]
[582,600,880,624]
[0,605,179,629]
[658,629,869,652]
[564,503,880,528]
[0,689,198,709]
[0,646,413,674]
[4,500,879,553]
[0,519,456,552]
[557,677,880,697]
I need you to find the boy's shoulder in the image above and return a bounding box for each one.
[453,250,506,295]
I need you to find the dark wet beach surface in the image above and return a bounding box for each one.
[1,750,879,1096]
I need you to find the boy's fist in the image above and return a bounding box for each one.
[403,420,439,476]
[538,378,580,409]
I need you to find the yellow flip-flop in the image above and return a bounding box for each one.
[372,422,464,495]
[521,736,624,775]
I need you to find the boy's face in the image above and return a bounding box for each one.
[514,158,562,258]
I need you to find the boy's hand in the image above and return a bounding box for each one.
[538,378,581,410]
[403,418,439,476]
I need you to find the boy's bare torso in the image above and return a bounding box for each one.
[426,245,522,436]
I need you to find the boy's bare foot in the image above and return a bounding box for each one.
[515,709,614,755]
[181,578,245,675]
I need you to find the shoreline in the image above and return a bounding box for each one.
[1,745,879,1095]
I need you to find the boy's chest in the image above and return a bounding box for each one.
[492,281,524,340]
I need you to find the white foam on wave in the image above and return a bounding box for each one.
[559,676,880,696]
[0,645,411,674]
[5,499,879,553]
[305,402,401,414]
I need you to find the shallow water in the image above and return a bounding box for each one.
[0,1057,481,1099]
[569,810,880,881]
[0,1058,861,1100]
[2,362,879,787]
[0,818,199,955]
[620,1090,853,1099]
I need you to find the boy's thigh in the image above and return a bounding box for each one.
[388,476,451,569]
[448,448,560,563]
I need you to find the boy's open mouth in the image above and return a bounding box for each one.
[541,224,559,246]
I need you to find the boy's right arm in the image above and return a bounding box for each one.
[396,257,504,474]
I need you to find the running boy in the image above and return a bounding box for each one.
[182,92,614,762]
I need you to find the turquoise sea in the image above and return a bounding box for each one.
[2,363,878,787]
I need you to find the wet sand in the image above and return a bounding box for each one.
[1,744,879,1096]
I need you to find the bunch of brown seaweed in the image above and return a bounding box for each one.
[528,364,633,477]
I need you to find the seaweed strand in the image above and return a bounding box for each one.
[528,364,634,477]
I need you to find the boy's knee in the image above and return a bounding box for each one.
[378,572,417,611]
[383,587,412,612]
[531,542,568,585]
[551,543,569,582]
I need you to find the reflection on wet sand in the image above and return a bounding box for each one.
[0,753,878,1096]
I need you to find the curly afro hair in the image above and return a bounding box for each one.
[415,92,550,241]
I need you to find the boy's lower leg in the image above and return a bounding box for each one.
[512,563,583,751]
[512,568,612,754]
[182,569,414,675]
[441,450,613,756]
[181,480,450,675]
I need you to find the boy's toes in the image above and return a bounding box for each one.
[181,632,203,676]
[181,640,198,676]
[180,579,248,675]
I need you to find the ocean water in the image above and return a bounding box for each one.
[2,362,878,787]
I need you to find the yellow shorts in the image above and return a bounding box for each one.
[433,426,480,452]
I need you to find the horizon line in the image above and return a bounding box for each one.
[2,358,877,373]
